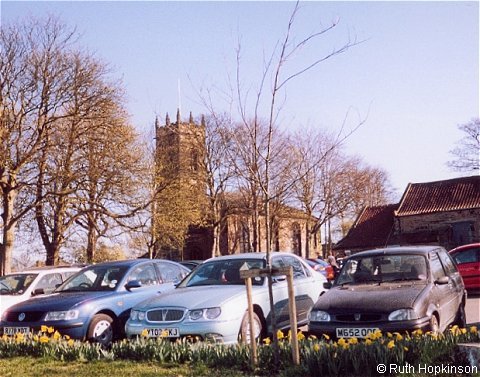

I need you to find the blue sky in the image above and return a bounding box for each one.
[2,1,479,198]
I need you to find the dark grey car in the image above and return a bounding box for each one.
[308,246,467,339]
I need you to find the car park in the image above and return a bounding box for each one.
[125,252,327,344]
[308,246,467,339]
[449,243,480,292]
[0,259,190,346]
[0,265,83,318]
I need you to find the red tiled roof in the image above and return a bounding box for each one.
[334,204,398,250]
[395,176,480,216]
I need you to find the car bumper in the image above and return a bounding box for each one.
[308,316,431,338]
[125,317,243,345]
[0,319,88,340]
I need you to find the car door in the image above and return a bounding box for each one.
[451,246,480,290]
[430,252,458,329]
[282,255,316,324]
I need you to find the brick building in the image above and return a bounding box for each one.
[334,176,480,255]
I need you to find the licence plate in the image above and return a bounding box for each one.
[3,327,30,336]
[336,327,378,338]
[146,328,179,338]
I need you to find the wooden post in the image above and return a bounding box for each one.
[245,276,257,366]
[240,265,301,367]
[286,268,299,365]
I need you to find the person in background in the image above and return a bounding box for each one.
[327,253,340,276]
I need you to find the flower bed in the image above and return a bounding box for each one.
[1,325,478,376]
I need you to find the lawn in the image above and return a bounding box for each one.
[0,357,248,377]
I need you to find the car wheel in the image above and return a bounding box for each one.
[427,314,439,334]
[454,304,467,328]
[239,312,263,344]
[87,314,114,347]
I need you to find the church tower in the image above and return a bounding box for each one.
[153,110,209,259]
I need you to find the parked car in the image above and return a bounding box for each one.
[0,265,83,318]
[449,243,480,292]
[178,260,203,270]
[306,258,335,280]
[309,246,466,339]
[0,259,190,346]
[125,252,327,344]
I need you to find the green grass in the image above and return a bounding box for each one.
[0,357,249,377]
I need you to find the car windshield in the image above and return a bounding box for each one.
[0,273,38,295]
[178,258,266,287]
[336,254,428,285]
[57,265,129,292]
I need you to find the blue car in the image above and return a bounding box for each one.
[0,259,190,346]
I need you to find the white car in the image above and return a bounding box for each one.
[125,252,327,344]
[0,266,83,318]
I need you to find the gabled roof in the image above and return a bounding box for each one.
[333,204,398,250]
[395,175,480,216]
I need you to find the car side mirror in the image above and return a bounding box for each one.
[32,288,45,296]
[435,276,450,285]
[323,281,332,289]
[125,280,143,291]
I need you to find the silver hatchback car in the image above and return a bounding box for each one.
[125,252,327,344]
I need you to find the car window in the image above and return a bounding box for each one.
[36,273,63,294]
[157,262,187,283]
[127,264,158,286]
[283,256,307,279]
[453,247,479,264]
[430,253,446,280]
[336,254,428,285]
[0,274,38,295]
[59,266,128,292]
[180,258,265,287]
[438,249,458,275]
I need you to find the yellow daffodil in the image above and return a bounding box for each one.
[39,335,49,343]
[15,333,24,342]
[65,335,70,340]
[53,331,61,340]
[470,326,478,334]
[41,325,48,333]
[68,339,74,347]
[47,326,54,334]
[365,339,372,345]
[394,332,403,341]
[460,328,467,334]
[337,338,349,348]
[387,340,395,349]
[313,343,320,352]
[263,337,271,345]
[348,337,358,345]
[309,334,318,340]
[276,330,284,340]
[404,346,409,351]
[387,332,393,338]
[322,334,330,340]
[141,329,148,337]
[297,331,306,341]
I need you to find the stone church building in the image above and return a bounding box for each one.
[152,111,321,261]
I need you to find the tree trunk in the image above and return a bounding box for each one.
[1,188,17,275]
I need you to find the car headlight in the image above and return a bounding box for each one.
[189,307,221,320]
[44,310,79,321]
[309,310,331,322]
[205,307,221,319]
[130,309,145,321]
[388,309,419,321]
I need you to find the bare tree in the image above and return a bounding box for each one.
[447,118,480,172]
[0,17,79,274]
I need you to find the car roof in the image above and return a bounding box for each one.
[87,258,186,268]
[349,246,446,258]
[449,243,480,253]
[204,251,301,263]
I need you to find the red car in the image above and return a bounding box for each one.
[449,243,480,291]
